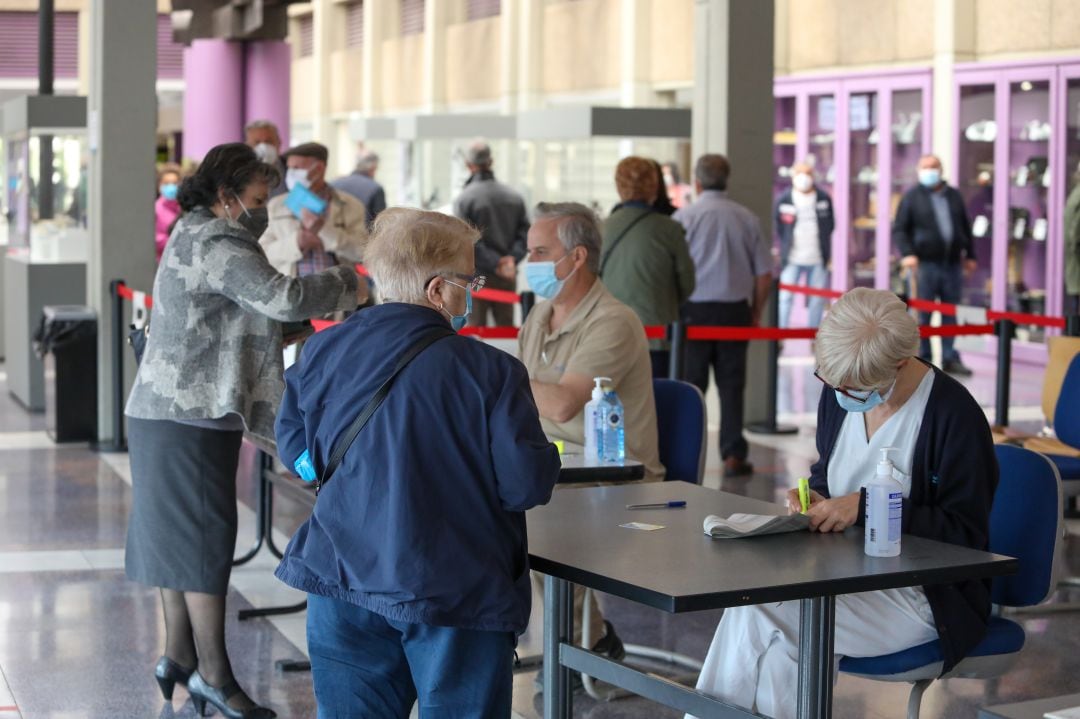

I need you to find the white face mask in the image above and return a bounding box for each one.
[793,173,814,193]
[253,142,278,164]
[285,167,312,191]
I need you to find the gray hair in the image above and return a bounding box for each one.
[465,140,492,168]
[695,154,730,191]
[244,119,280,137]
[814,288,920,392]
[356,149,380,175]
[533,202,602,274]
[365,208,480,305]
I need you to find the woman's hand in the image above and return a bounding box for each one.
[786,487,825,514]
[805,492,861,533]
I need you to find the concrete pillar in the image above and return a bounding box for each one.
[498,0,520,114]
[244,40,292,150]
[619,0,652,107]
[932,0,976,170]
[362,0,388,114]
[423,0,450,112]
[182,39,244,161]
[691,0,775,428]
[311,0,335,144]
[87,0,157,443]
[516,0,544,112]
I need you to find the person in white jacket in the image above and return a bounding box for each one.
[259,142,369,277]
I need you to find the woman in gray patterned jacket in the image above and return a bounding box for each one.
[124,143,365,719]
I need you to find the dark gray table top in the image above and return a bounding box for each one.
[979,694,1080,719]
[527,482,1018,613]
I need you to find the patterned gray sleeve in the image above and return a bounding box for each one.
[200,234,359,321]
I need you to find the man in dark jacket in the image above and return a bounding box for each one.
[332,147,387,228]
[452,140,530,327]
[774,163,834,328]
[893,154,977,376]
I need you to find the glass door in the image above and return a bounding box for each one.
[956,83,997,308]
[773,95,797,257]
[1007,78,1052,342]
[1063,73,1080,314]
[888,89,927,294]
[847,91,878,288]
[808,94,836,197]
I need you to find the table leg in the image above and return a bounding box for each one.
[232,450,271,566]
[543,576,574,719]
[796,596,836,719]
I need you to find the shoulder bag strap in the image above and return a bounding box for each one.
[316,328,452,495]
[599,208,652,277]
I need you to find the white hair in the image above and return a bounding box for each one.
[365,208,479,304]
[814,288,919,391]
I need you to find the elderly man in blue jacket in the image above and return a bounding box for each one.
[274,208,561,717]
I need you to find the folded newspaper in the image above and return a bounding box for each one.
[703,512,810,539]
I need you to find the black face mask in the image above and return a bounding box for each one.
[237,206,269,239]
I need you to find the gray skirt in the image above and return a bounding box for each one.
[125,417,244,594]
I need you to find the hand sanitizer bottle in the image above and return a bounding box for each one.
[865,447,902,557]
[584,377,610,463]
[599,387,625,464]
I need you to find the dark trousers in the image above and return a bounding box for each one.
[649,349,670,379]
[306,594,514,718]
[680,300,750,461]
[467,273,515,327]
[917,261,963,362]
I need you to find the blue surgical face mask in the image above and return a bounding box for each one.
[526,254,573,300]
[160,183,178,201]
[918,168,941,188]
[442,280,472,332]
[835,380,895,413]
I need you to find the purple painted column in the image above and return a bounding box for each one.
[182,39,245,161]
[244,41,291,150]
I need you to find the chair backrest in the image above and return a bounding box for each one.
[990,445,1063,608]
[1042,337,1080,423]
[653,378,706,484]
[1053,353,1080,450]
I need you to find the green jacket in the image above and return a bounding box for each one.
[600,205,696,338]
[1066,183,1080,295]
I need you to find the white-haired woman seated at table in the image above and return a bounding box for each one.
[690,288,997,719]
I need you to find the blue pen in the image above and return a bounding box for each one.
[626,501,687,509]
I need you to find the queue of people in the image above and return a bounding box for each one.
[131,134,997,718]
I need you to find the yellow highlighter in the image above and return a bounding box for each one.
[553,440,565,455]
[798,477,811,514]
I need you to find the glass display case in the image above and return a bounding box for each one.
[956,83,996,308]
[808,94,836,197]
[847,90,877,289]
[772,95,797,209]
[516,107,690,220]
[2,95,88,261]
[1061,70,1080,314]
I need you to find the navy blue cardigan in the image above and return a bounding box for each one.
[274,303,561,634]
[809,362,997,674]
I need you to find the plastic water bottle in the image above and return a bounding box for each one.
[583,377,610,463]
[865,447,902,557]
[599,388,625,464]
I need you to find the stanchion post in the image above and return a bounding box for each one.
[108,279,127,452]
[994,319,1014,428]
[520,291,535,322]
[1067,314,1080,338]
[747,278,797,435]
[668,320,685,381]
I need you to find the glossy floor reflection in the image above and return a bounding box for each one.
[0,359,1076,719]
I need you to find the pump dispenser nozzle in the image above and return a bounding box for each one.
[877,447,898,476]
[592,376,612,400]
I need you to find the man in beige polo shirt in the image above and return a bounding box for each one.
[519,202,663,681]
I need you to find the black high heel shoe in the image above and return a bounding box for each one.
[188,671,277,719]
[154,656,194,701]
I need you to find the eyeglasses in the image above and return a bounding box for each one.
[812,368,874,404]
[425,273,487,293]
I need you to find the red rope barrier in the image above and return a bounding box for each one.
[354,263,522,305]
[686,327,818,341]
[919,324,995,338]
[115,282,154,309]
[778,283,844,300]
[986,309,1066,329]
[458,326,520,339]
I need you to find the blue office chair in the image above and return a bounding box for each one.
[837,445,1063,719]
[580,379,708,702]
[1042,354,1080,483]
[653,378,707,484]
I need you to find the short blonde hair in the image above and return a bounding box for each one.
[615,156,659,203]
[365,208,479,304]
[814,288,919,391]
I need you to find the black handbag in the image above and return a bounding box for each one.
[315,327,452,495]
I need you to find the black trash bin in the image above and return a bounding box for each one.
[34,305,98,443]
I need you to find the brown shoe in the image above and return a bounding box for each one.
[723,457,754,478]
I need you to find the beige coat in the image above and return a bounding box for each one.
[259,187,369,275]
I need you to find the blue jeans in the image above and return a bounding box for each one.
[917,261,963,363]
[306,594,515,718]
[779,263,828,328]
